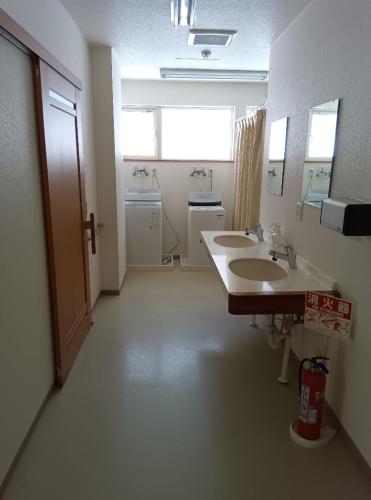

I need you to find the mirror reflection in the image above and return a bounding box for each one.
[267,117,288,196]
[301,99,340,207]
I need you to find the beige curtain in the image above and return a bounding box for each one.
[233,108,266,230]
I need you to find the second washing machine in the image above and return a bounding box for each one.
[187,192,226,265]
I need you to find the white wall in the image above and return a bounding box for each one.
[0,0,100,304]
[261,0,371,466]
[0,36,54,487]
[123,80,268,254]
[0,0,100,485]
[91,46,126,290]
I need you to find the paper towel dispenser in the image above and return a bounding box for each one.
[321,198,371,236]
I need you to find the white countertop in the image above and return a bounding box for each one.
[202,231,335,296]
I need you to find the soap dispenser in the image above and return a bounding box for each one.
[270,223,285,250]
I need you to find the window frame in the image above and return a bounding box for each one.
[122,105,160,160]
[122,104,235,162]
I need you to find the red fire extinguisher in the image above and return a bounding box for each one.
[297,356,329,440]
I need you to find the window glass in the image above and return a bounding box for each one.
[307,112,337,159]
[161,107,233,160]
[269,118,288,161]
[122,108,156,158]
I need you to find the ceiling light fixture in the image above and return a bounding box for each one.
[170,0,197,28]
[175,57,221,61]
[188,29,238,47]
[160,68,269,82]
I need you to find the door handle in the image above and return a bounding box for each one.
[84,212,96,254]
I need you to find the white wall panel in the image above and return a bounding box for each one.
[0,37,53,484]
[261,0,371,465]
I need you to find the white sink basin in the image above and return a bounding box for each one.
[229,258,288,282]
[213,234,255,248]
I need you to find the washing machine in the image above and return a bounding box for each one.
[187,192,226,265]
[125,189,163,265]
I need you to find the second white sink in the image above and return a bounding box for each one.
[213,235,255,248]
[229,258,288,282]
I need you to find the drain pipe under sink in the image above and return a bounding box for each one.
[271,315,295,384]
[251,314,296,384]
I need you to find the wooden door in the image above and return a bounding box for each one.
[34,60,92,386]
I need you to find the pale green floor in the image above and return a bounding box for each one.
[4,265,371,499]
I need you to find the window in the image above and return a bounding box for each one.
[161,107,233,160]
[122,106,234,161]
[306,109,338,160]
[268,117,288,161]
[122,107,157,159]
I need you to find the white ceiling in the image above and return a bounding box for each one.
[60,0,312,79]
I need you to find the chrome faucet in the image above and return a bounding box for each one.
[190,167,207,177]
[245,223,264,242]
[269,245,297,269]
[132,166,149,177]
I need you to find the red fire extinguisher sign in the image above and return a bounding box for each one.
[304,292,352,340]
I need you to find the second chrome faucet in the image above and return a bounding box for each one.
[245,222,297,269]
[269,245,297,269]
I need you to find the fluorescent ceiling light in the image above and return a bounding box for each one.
[170,0,197,28]
[188,29,238,47]
[160,68,269,82]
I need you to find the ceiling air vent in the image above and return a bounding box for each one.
[188,29,237,47]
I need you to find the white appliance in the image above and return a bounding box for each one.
[188,206,226,265]
[321,197,371,236]
[126,188,162,202]
[188,191,222,206]
[125,189,163,265]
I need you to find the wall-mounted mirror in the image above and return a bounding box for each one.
[301,99,340,208]
[267,117,288,196]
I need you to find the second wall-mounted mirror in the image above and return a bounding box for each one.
[301,99,340,207]
[267,117,288,196]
